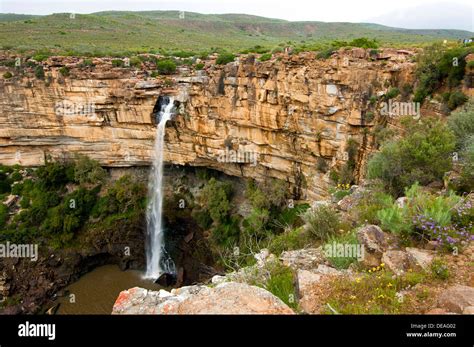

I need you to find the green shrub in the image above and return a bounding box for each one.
[459,137,474,192]
[413,44,472,103]
[259,53,272,61]
[73,155,106,186]
[301,205,340,241]
[242,207,270,239]
[276,203,310,228]
[268,227,311,255]
[0,204,8,229]
[129,56,142,68]
[431,258,450,280]
[156,59,177,75]
[199,178,233,224]
[91,175,146,217]
[34,66,45,79]
[367,118,455,196]
[211,215,241,248]
[317,47,335,59]
[447,91,468,110]
[349,37,378,49]
[324,231,360,269]
[265,264,298,310]
[59,66,69,76]
[111,59,124,67]
[377,205,411,235]
[36,161,73,189]
[33,54,49,62]
[385,88,400,100]
[80,59,94,67]
[3,71,12,79]
[216,53,235,65]
[245,179,287,211]
[195,63,205,70]
[448,98,474,150]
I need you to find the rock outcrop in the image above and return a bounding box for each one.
[0,49,416,199]
[437,285,474,314]
[112,282,295,314]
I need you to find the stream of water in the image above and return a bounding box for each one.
[145,96,176,279]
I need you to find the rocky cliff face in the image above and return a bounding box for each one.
[0,49,416,199]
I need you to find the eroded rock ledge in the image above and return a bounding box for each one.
[0,48,416,199]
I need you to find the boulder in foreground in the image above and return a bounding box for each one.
[112,282,295,314]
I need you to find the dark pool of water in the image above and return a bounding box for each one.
[55,265,162,314]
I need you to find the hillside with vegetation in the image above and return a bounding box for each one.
[0,10,472,56]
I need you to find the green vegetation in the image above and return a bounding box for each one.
[111,59,124,67]
[216,53,235,65]
[348,37,378,49]
[324,231,360,269]
[59,66,69,76]
[34,65,45,79]
[301,205,340,241]
[325,268,425,314]
[369,183,471,249]
[0,158,146,248]
[448,98,474,150]
[367,117,455,196]
[264,263,298,310]
[413,44,473,104]
[259,53,272,61]
[3,71,12,79]
[156,59,177,75]
[431,258,450,280]
[385,87,400,100]
[267,226,311,255]
[247,260,298,311]
[0,11,468,56]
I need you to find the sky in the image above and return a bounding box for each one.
[1,0,473,31]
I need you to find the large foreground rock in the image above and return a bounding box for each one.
[437,285,474,314]
[112,282,294,314]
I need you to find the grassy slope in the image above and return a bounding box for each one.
[0,11,472,54]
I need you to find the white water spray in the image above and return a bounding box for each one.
[145,96,176,279]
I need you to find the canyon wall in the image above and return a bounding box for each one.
[0,49,416,199]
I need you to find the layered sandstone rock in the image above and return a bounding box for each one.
[0,49,416,199]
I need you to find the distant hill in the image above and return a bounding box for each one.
[0,10,472,54]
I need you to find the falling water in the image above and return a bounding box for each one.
[145,96,176,280]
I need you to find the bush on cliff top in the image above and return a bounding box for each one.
[216,53,235,65]
[156,59,177,75]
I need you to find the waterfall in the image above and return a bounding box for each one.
[145,96,176,280]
